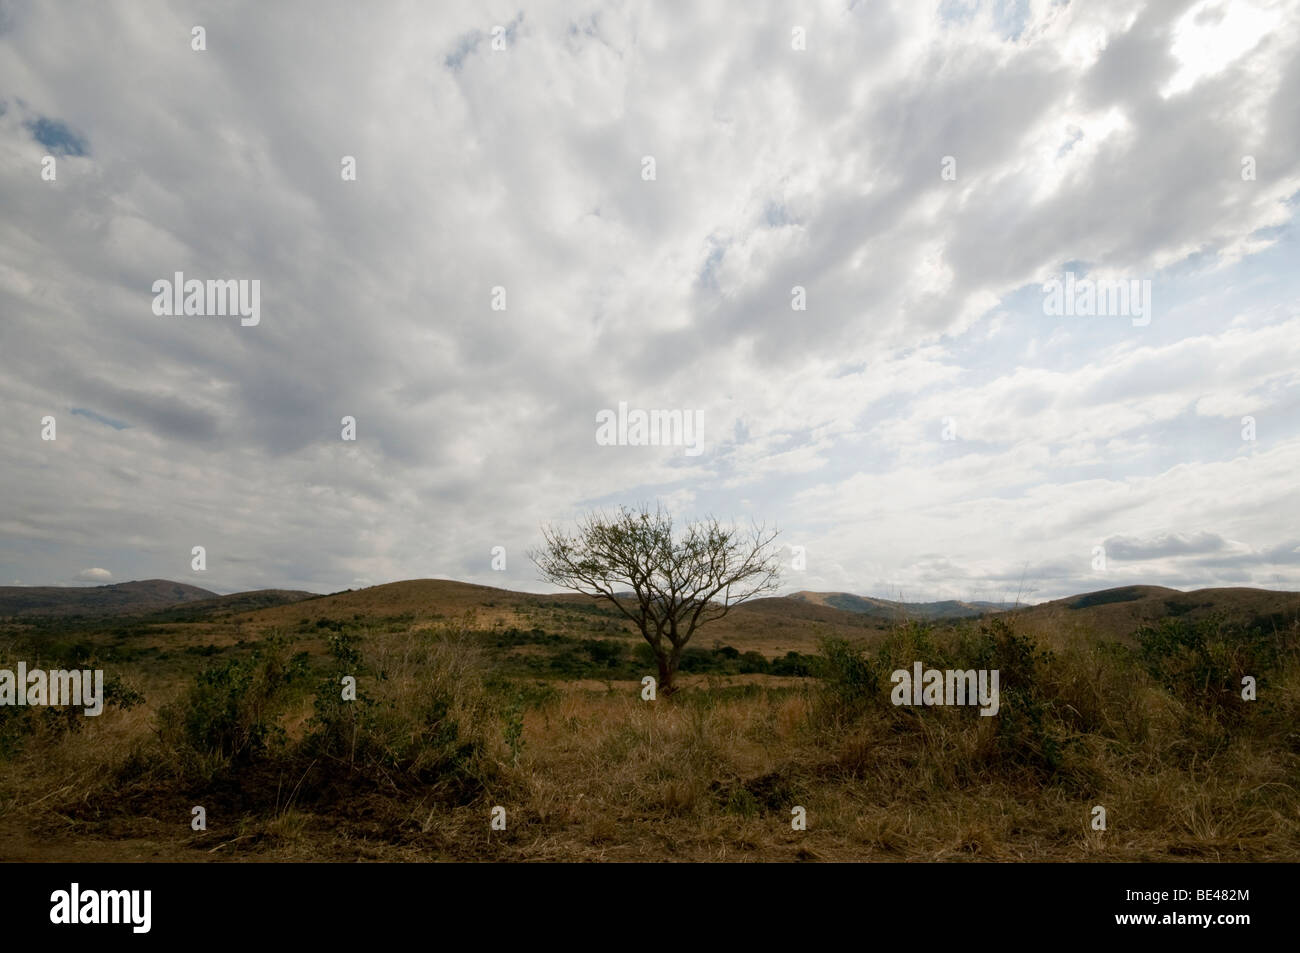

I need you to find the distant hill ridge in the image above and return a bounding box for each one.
[0,579,315,618]
[789,590,1016,620]
[5,579,1299,648]
[1013,584,1300,640]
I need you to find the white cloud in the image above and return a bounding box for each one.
[0,0,1298,601]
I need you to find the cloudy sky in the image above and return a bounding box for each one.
[2,0,1298,602]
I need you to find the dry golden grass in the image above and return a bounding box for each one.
[232,579,887,657]
[2,606,1298,862]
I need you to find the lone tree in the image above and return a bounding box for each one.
[530,505,782,695]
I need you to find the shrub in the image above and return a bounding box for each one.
[812,636,881,724]
[1136,615,1267,717]
[302,622,495,799]
[1132,614,1297,747]
[156,637,307,765]
[581,638,626,669]
[770,651,813,677]
[969,618,1066,775]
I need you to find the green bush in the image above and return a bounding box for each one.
[969,618,1066,775]
[157,638,306,765]
[302,625,493,798]
[0,662,143,761]
[770,651,813,677]
[1131,614,1298,749]
[812,636,881,724]
[1136,615,1267,718]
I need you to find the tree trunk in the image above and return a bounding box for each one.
[656,651,679,696]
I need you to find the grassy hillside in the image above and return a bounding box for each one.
[234,579,888,657]
[138,589,318,622]
[1008,585,1300,642]
[1,578,1297,862]
[791,591,1013,620]
[0,579,218,618]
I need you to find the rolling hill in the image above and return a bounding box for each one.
[9,577,1299,658]
[232,579,888,656]
[789,590,1014,620]
[229,578,1300,656]
[1006,584,1300,641]
[0,579,218,617]
[135,588,320,621]
[0,579,316,619]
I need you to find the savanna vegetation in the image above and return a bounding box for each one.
[1,594,1296,861]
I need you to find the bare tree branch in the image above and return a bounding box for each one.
[528,504,782,694]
